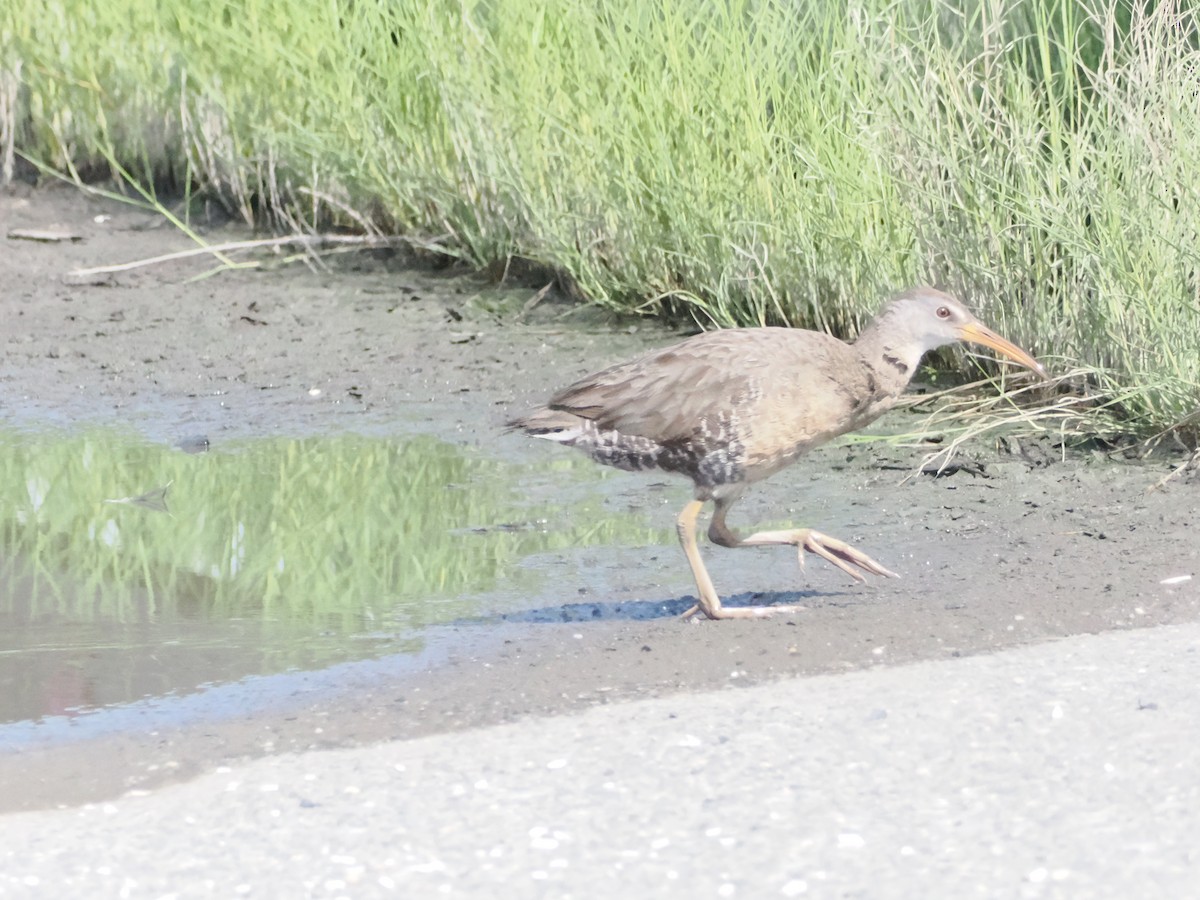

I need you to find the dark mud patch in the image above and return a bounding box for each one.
[1,183,1197,812]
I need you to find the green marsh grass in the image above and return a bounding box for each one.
[4,0,1200,432]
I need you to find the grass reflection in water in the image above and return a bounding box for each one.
[0,429,663,724]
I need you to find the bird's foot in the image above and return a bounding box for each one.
[800,529,899,581]
[679,600,803,621]
[738,527,899,583]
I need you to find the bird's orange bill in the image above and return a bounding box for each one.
[958,322,1047,379]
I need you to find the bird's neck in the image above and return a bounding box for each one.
[852,319,924,399]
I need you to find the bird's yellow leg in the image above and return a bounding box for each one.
[676,500,802,620]
[677,500,718,620]
[708,497,899,582]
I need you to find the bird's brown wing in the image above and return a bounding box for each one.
[547,328,859,446]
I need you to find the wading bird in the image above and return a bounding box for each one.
[509,287,1046,620]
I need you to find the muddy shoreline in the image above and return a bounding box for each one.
[1,183,1197,812]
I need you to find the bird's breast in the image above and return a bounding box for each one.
[733,370,897,478]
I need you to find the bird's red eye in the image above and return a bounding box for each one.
[936,306,952,319]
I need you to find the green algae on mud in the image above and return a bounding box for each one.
[0,428,666,725]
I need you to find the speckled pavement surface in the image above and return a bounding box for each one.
[1,620,1196,898]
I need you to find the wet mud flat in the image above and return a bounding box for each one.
[1,183,1197,812]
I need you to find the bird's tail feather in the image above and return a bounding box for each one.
[505,407,588,443]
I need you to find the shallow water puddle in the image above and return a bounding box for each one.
[0,428,663,736]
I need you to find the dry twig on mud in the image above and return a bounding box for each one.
[1145,406,1200,491]
[1147,449,1200,491]
[890,366,1129,481]
[69,234,449,278]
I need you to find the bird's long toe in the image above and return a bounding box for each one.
[686,603,802,620]
[802,529,899,580]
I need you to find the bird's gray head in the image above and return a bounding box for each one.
[874,286,1046,378]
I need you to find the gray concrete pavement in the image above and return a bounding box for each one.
[1,622,1198,898]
